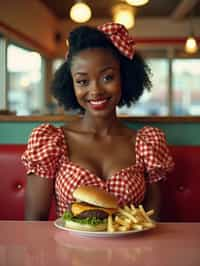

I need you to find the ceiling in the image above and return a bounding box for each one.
[40,0,200,21]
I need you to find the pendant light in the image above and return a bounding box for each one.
[70,1,92,23]
[185,37,198,54]
[185,16,198,54]
[125,0,149,6]
[112,4,135,29]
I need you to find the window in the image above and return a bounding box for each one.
[117,49,200,116]
[117,58,169,116]
[7,44,44,115]
[172,59,200,115]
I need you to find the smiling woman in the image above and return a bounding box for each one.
[21,22,174,221]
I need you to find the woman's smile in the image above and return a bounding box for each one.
[87,97,111,110]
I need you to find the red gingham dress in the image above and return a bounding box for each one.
[22,124,174,218]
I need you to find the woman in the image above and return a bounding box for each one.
[22,22,174,221]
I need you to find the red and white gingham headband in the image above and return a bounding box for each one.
[97,22,136,60]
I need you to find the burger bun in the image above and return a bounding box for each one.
[73,185,118,209]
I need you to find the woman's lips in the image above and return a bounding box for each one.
[88,98,110,110]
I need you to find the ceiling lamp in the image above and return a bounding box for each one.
[125,0,149,6]
[70,1,92,23]
[112,4,135,30]
[185,36,198,54]
[184,16,198,54]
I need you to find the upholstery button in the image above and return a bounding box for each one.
[16,184,22,190]
[178,185,185,192]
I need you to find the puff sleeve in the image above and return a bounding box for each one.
[136,126,174,183]
[21,123,63,179]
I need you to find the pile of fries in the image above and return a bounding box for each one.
[107,204,155,232]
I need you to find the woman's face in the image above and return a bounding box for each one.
[70,48,121,117]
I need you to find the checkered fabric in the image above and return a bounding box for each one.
[22,124,174,218]
[97,22,136,60]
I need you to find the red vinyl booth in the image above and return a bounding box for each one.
[0,144,200,221]
[0,145,56,220]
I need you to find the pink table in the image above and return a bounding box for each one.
[0,221,200,266]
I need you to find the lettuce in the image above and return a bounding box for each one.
[62,211,107,226]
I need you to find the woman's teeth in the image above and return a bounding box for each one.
[89,99,108,105]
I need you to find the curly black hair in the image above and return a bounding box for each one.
[51,25,152,111]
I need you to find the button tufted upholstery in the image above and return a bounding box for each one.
[0,144,200,221]
[0,145,56,220]
[160,146,200,222]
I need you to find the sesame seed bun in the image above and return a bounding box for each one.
[73,185,118,209]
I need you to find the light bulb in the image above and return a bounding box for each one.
[70,2,92,23]
[185,36,198,54]
[125,0,149,6]
[112,4,135,29]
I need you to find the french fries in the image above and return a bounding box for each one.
[107,204,155,232]
[107,215,115,232]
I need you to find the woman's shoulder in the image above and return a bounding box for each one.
[22,123,64,178]
[136,126,166,141]
[135,126,174,183]
[135,126,168,151]
[27,123,64,147]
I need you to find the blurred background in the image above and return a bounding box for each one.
[0,0,200,116]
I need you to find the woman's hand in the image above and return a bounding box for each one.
[25,174,54,220]
[142,182,162,221]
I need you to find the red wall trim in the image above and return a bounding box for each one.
[0,21,55,57]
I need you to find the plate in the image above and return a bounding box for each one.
[54,218,156,238]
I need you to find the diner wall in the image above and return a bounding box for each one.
[0,0,60,56]
[0,117,200,145]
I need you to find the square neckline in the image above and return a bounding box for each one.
[59,126,138,181]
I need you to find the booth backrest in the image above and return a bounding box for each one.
[161,146,200,222]
[0,144,200,221]
[0,144,55,220]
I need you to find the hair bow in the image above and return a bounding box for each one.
[97,22,136,60]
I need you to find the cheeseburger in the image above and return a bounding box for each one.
[62,185,118,231]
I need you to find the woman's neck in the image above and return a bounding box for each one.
[81,112,121,137]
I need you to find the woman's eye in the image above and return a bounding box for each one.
[103,74,114,82]
[76,80,89,86]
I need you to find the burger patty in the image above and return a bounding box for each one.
[75,209,108,219]
[68,201,114,219]
[68,203,109,219]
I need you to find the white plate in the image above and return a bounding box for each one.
[54,218,156,238]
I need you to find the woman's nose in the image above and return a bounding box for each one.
[90,81,104,94]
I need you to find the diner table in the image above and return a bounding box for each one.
[0,221,200,266]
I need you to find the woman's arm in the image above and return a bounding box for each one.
[142,182,162,221]
[25,174,54,220]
